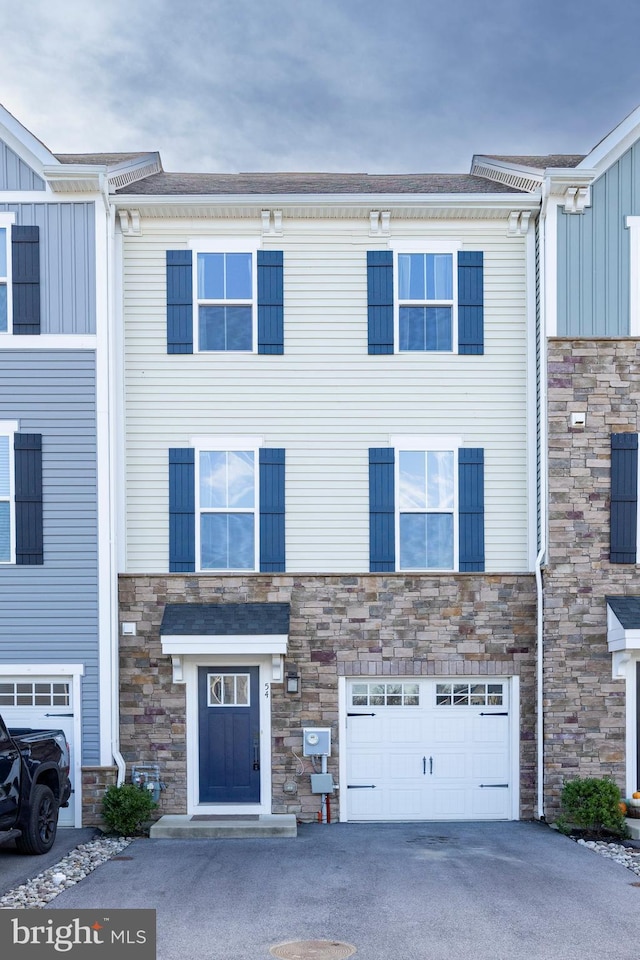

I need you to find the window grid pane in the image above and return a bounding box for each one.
[350,682,421,707]
[208,673,251,706]
[399,450,455,571]
[0,681,70,707]
[435,682,503,707]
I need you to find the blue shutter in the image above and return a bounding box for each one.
[259,448,285,571]
[258,251,284,354]
[459,448,484,571]
[369,448,395,571]
[458,251,483,355]
[167,250,193,354]
[12,226,40,335]
[367,251,394,354]
[15,433,43,565]
[610,433,638,564]
[169,449,195,571]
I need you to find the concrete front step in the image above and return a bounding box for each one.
[626,817,640,840]
[149,814,297,839]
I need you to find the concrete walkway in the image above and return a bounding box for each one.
[47,821,640,960]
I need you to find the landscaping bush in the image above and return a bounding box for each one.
[558,777,629,838]
[102,783,157,835]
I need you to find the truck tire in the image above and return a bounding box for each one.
[15,784,59,855]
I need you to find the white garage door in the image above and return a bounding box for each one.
[0,678,75,826]
[346,678,512,821]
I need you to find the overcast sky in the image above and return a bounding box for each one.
[2,0,640,174]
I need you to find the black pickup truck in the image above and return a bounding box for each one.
[0,713,72,854]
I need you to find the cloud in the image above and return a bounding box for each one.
[1,0,639,173]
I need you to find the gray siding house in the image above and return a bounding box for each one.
[0,105,160,825]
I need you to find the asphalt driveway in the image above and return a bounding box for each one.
[0,827,96,898]
[41,821,640,960]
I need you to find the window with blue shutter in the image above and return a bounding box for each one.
[367,251,394,354]
[257,251,284,354]
[0,224,41,336]
[259,448,285,570]
[458,448,485,571]
[170,445,286,572]
[369,248,483,354]
[169,448,195,571]
[371,443,485,572]
[369,448,395,571]
[167,248,284,354]
[610,433,638,564]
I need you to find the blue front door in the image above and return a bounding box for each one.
[198,666,261,804]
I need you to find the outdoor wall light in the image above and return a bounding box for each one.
[286,671,300,695]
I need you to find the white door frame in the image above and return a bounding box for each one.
[0,663,85,827]
[183,654,273,816]
[338,674,520,822]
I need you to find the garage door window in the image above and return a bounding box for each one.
[0,681,70,707]
[351,682,420,707]
[435,682,503,707]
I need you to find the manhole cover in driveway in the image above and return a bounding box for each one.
[269,940,356,959]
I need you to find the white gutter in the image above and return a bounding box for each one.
[102,182,126,787]
[536,184,550,821]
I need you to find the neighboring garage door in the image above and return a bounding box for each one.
[0,678,75,827]
[346,678,512,821]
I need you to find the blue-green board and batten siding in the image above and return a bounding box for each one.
[0,202,96,334]
[0,141,45,191]
[557,142,640,336]
[0,351,99,762]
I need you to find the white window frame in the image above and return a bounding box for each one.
[191,435,262,573]
[391,435,461,572]
[626,217,640,336]
[0,213,16,336]
[390,240,461,355]
[0,421,19,565]
[189,238,260,354]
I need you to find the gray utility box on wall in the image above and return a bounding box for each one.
[302,727,331,756]
[310,773,335,794]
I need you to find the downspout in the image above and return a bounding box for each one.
[101,178,126,786]
[536,186,549,821]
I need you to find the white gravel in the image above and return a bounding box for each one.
[576,838,640,877]
[0,836,132,909]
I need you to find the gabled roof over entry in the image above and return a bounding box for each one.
[606,596,640,630]
[160,602,290,636]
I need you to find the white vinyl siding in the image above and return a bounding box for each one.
[123,219,530,574]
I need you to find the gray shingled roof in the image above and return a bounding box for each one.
[54,152,154,166]
[160,602,290,635]
[483,154,586,169]
[606,596,640,629]
[115,171,526,196]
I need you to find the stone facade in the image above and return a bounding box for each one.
[81,766,119,828]
[544,338,640,814]
[119,571,537,820]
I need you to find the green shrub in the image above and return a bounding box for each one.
[102,783,157,836]
[559,777,628,838]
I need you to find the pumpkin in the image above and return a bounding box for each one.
[620,802,628,814]
[633,791,640,799]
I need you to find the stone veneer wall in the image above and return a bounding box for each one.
[81,766,118,828]
[544,338,640,814]
[119,572,536,821]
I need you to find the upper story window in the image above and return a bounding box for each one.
[397,253,454,351]
[167,246,284,356]
[197,252,254,351]
[197,447,258,570]
[367,246,483,355]
[397,447,455,569]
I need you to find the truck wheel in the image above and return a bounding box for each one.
[15,784,59,855]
